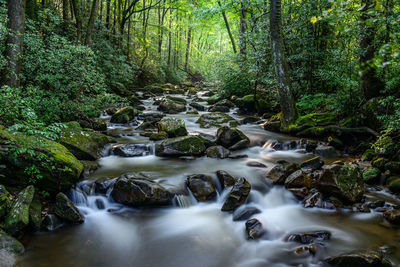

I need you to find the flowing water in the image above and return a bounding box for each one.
[16,92,400,267]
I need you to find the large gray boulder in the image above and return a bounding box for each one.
[216,126,250,150]
[155,136,206,157]
[111,173,173,207]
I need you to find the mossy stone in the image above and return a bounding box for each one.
[0,230,25,254]
[361,149,376,161]
[110,106,138,123]
[388,177,400,193]
[157,118,187,138]
[0,127,83,194]
[58,128,112,160]
[362,168,381,184]
[5,186,35,236]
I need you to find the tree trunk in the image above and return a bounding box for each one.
[71,0,82,43]
[360,0,383,100]
[269,0,297,127]
[167,9,172,65]
[106,0,110,28]
[6,0,26,88]
[62,0,69,20]
[218,0,237,53]
[185,26,192,72]
[85,0,99,45]
[239,0,247,59]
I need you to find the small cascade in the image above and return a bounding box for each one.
[262,139,278,150]
[172,194,197,208]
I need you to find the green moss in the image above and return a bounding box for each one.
[58,129,112,160]
[0,230,25,254]
[372,135,396,156]
[206,94,223,104]
[110,106,138,123]
[196,112,238,128]
[388,178,400,193]
[0,128,83,194]
[166,96,187,104]
[157,118,187,137]
[372,157,389,170]
[296,113,337,126]
[362,168,381,183]
[0,184,13,218]
[149,132,168,141]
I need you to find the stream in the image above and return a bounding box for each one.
[16,91,400,267]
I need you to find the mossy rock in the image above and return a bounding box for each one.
[295,113,337,127]
[166,96,187,104]
[372,133,397,157]
[206,94,223,105]
[64,121,82,130]
[149,132,168,141]
[388,177,400,193]
[144,84,164,95]
[158,99,186,114]
[155,136,206,157]
[0,127,83,194]
[235,95,272,114]
[5,186,35,236]
[196,112,239,128]
[58,128,113,160]
[362,168,381,184]
[29,195,42,230]
[54,192,84,224]
[215,99,235,108]
[186,109,199,115]
[110,106,138,124]
[157,118,188,138]
[0,184,13,218]
[372,157,389,171]
[318,164,364,203]
[0,230,25,254]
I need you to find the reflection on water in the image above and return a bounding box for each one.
[16,92,400,267]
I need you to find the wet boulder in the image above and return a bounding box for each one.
[314,145,341,158]
[158,99,186,114]
[232,206,261,221]
[206,146,231,159]
[0,184,13,218]
[59,128,113,160]
[245,218,265,240]
[111,144,151,157]
[186,174,217,202]
[110,106,139,124]
[196,112,239,128]
[300,157,324,170]
[29,196,42,231]
[383,209,400,225]
[189,102,206,111]
[372,132,398,157]
[221,177,251,211]
[286,230,331,244]
[111,173,173,207]
[266,162,299,184]
[166,96,186,104]
[246,161,267,168]
[216,170,236,189]
[216,126,250,150]
[157,118,188,138]
[208,105,230,113]
[206,94,223,105]
[362,168,381,184]
[54,192,84,224]
[325,251,392,267]
[149,131,169,141]
[0,230,25,254]
[5,186,35,236]
[284,170,314,189]
[79,117,108,131]
[0,126,83,194]
[155,136,206,157]
[186,109,199,115]
[317,164,364,203]
[94,177,116,194]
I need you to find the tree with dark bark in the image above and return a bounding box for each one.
[359,0,383,100]
[6,0,26,88]
[269,0,297,127]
